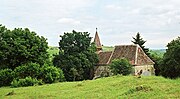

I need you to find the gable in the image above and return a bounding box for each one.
[136,47,154,65]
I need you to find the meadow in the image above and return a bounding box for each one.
[0,76,180,99]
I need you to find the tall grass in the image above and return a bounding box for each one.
[0,76,180,99]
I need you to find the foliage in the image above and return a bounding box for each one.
[0,69,14,87]
[132,32,149,56]
[1,76,180,98]
[11,76,43,88]
[53,30,98,81]
[149,52,163,76]
[149,49,165,58]
[0,24,49,70]
[40,66,65,83]
[14,62,41,79]
[109,59,132,75]
[160,37,180,79]
[47,46,59,60]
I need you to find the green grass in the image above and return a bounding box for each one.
[102,46,114,52]
[1,76,180,99]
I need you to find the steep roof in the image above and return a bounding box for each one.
[97,44,154,66]
[94,29,102,49]
[109,45,137,65]
[98,51,112,65]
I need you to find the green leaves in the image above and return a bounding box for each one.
[109,58,132,75]
[160,37,180,79]
[54,30,98,81]
[0,25,49,69]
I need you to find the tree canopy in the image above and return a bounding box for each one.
[132,32,149,55]
[109,58,132,75]
[53,30,98,81]
[0,24,49,69]
[160,37,180,79]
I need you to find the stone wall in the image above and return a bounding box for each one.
[134,65,155,76]
[94,64,155,78]
[94,66,111,77]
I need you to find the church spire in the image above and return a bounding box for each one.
[94,28,102,52]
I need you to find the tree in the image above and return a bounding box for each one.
[149,53,162,76]
[132,32,149,56]
[160,37,180,79]
[109,58,132,75]
[53,30,98,81]
[0,24,49,69]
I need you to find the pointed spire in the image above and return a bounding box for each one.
[94,28,102,52]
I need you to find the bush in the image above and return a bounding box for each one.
[109,58,132,75]
[0,69,14,87]
[14,62,41,79]
[40,66,65,83]
[11,76,43,88]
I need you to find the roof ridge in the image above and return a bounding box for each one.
[106,48,115,64]
[115,44,138,47]
[136,44,155,65]
[135,44,138,65]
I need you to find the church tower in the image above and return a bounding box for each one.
[94,28,102,53]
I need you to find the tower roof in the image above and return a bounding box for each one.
[94,28,102,49]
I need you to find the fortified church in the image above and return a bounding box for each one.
[93,29,155,77]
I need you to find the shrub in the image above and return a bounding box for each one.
[0,69,14,87]
[11,76,43,88]
[14,62,41,79]
[40,66,65,83]
[109,58,132,75]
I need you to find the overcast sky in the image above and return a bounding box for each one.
[1,0,180,49]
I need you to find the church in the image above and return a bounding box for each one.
[93,29,155,77]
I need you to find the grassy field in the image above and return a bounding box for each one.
[0,76,180,99]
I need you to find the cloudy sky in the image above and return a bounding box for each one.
[1,0,180,49]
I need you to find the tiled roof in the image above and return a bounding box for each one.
[98,51,112,65]
[136,47,154,65]
[97,44,154,66]
[110,45,137,65]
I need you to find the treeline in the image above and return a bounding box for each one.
[0,25,65,87]
[0,25,98,87]
[0,24,180,88]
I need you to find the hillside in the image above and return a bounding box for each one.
[0,76,180,99]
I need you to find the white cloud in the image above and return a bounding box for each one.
[1,0,180,48]
[57,18,81,25]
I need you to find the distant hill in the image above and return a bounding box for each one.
[48,46,166,58]
[149,49,166,58]
[0,76,180,98]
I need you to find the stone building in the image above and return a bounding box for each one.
[93,30,155,77]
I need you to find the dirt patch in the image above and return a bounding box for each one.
[123,85,153,95]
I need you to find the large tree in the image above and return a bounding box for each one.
[132,32,149,55]
[0,24,49,69]
[160,37,180,79]
[53,30,98,81]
